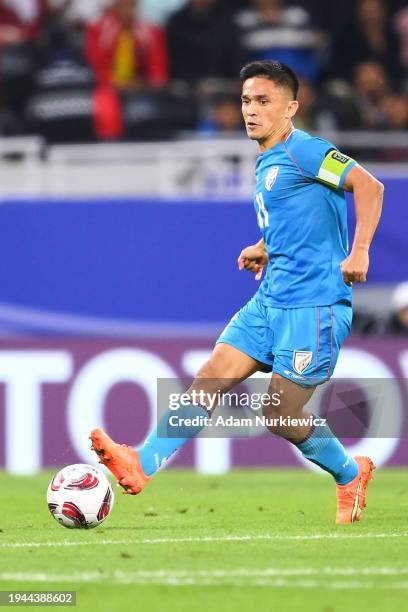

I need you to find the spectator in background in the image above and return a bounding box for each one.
[3,0,46,40]
[386,283,408,335]
[235,0,323,82]
[138,0,187,26]
[394,4,408,70]
[198,93,244,135]
[48,0,110,28]
[352,61,390,129]
[40,1,111,64]
[293,78,341,131]
[378,92,408,161]
[223,0,249,9]
[0,0,41,125]
[85,0,168,90]
[293,0,356,34]
[329,0,402,82]
[0,0,31,44]
[167,0,242,85]
[380,92,408,130]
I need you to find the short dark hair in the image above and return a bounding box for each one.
[240,60,299,100]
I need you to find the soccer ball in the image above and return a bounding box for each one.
[47,464,114,529]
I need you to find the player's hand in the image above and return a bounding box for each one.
[238,244,269,281]
[341,248,369,285]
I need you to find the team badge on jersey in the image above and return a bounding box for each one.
[265,166,279,191]
[293,351,313,375]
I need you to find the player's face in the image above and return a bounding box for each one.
[241,77,298,146]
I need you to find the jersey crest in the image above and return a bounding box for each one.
[265,166,279,191]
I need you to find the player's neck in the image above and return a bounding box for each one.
[258,122,294,153]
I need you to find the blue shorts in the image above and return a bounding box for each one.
[216,297,352,388]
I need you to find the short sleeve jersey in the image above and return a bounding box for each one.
[254,128,356,308]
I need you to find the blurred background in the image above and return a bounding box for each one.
[0,0,407,476]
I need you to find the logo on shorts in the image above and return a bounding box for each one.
[265,166,279,191]
[293,351,313,375]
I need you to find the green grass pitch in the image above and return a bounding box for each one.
[1,468,408,612]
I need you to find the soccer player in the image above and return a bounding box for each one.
[91,60,384,524]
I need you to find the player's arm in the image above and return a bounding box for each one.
[238,238,269,281]
[341,165,384,285]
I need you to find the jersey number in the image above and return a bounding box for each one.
[256,193,269,229]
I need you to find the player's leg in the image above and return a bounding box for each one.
[263,374,374,523]
[90,296,272,494]
[91,342,262,494]
[264,302,375,523]
[135,343,261,480]
[263,373,360,483]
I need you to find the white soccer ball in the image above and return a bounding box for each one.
[47,464,114,529]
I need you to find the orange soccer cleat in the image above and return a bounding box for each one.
[90,428,151,495]
[335,456,376,524]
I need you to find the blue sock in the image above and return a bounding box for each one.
[138,404,209,476]
[296,420,358,485]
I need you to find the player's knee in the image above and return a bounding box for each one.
[195,345,241,380]
[196,357,222,380]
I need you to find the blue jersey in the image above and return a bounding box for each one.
[254,128,356,308]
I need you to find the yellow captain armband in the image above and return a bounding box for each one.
[316,150,355,188]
